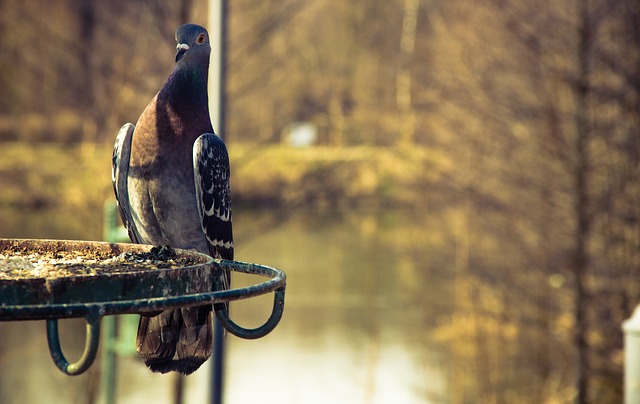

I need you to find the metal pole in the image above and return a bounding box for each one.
[100,200,120,404]
[100,316,117,404]
[623,305,640,403]
[209,0,227,141]
[209,2,227,404]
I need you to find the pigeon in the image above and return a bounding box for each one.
[112,23,233,375]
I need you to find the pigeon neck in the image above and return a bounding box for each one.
[162,62,210,116]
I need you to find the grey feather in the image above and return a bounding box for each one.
[193,133,234,262]
[112,123,140,244]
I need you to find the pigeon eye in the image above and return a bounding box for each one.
[197,33,206,44]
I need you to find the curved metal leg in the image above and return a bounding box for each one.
[214,287,286,339]
[46,314,101,376]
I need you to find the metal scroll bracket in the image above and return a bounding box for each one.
[47,312,101,376]
[214,287,286,339]
[213,260,287,339]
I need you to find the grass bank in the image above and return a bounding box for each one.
[0,142,454,212]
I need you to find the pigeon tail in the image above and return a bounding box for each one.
[136,306,214,375]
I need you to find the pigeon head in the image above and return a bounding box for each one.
[175,24,210,64]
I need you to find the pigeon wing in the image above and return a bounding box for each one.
[193,133,234,264]
[188,133,233,357]
[112,123,141,244]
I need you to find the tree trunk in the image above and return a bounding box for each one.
[397,0,419,146]
[573,0,591,402]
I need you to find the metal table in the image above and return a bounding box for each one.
[0,239,286,376]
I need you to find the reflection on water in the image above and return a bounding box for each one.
[0,206,451,403]
[226,208,450,403]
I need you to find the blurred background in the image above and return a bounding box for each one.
[0,0,639,403]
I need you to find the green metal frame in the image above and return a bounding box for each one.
[29,260,286,376]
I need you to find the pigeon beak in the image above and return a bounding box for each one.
[175,43,189,62]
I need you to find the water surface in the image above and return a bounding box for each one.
[0,206,455,403]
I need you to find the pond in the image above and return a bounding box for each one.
[0,204,566,403]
